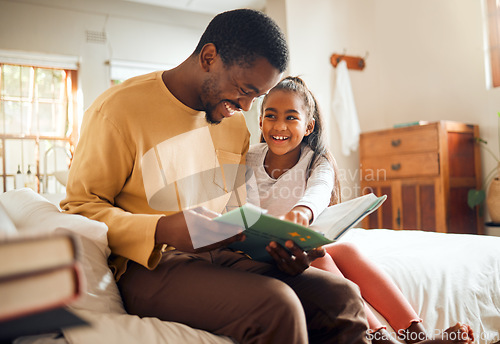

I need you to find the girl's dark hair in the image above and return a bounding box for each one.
[194,9,289,73]
[260,76,341,205]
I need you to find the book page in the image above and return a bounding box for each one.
[311,194,387,240]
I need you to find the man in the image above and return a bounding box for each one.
[62,9,369,344]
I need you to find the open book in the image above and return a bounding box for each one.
[214,193,387,262]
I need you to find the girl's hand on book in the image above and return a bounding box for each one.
[282,206,313,227]
[266,240,325,276]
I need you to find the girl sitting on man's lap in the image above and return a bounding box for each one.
[245,76,474,344]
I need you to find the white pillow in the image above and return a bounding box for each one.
[0,202,17,237]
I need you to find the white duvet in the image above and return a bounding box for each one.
[1,189,499,344]
[340,228,500,343]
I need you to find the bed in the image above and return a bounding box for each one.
[1,188,499,344]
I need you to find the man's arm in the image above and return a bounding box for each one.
[155,209,245,252]
[62,109,165,270]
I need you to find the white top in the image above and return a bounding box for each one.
[245,143,334,221]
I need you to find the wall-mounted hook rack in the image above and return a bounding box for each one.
[330,51,368,71]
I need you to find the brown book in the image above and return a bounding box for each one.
[0,233,79,279]
[0,264,82,321]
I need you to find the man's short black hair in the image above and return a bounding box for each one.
[194,9,289,73]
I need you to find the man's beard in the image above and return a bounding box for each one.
[200,76,222,125]
[204,105,220,125]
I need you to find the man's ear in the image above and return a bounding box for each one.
[305,119,315,136]
[200,43,218,71]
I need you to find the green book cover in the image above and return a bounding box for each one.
[215,193,386,262]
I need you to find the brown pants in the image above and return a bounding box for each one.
[117,248,369,344]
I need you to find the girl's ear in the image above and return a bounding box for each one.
[305,118,316,136]
[200,43,217,71]
[259,115,263,129]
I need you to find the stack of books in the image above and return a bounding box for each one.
[0,205,87,341]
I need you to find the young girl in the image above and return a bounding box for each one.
[245,76,474,344]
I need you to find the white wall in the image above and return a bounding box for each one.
[280,0,377,200]
[0,0,211,110]
[280,0,500,208]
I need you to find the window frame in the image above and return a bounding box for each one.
[486,0,500,88]
[0,58,79,193]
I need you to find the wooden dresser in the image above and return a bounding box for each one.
[359,121,483,234]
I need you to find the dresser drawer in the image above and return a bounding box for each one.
[361,152,440,179]
[360,125,439,157]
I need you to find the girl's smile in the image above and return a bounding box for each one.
[270,135,290,143]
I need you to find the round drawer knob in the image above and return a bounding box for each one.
[391,163,401,171]
[391,139,401,147]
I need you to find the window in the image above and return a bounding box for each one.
[487,0,500,87]
[108,59,174,85]
[0,63,78,193]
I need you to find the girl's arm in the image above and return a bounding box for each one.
[286,157,335,226]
